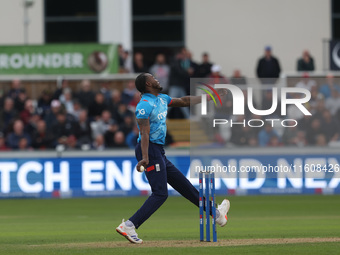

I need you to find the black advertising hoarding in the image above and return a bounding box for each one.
[330,40,340,70]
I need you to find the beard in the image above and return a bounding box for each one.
[153,83,163,91]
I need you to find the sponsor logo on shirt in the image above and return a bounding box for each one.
[138,109,145,115]
[157,111,167,120]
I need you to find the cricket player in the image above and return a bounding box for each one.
[116,73,230,244]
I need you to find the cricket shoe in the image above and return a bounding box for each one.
[216,199,230,227]
[116,219,143,244]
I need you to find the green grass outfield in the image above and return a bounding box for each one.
[0,195,340,255]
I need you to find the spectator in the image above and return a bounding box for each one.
[66,135,77,150]
[112,103,133,124]
[319,74,340,99]
[295,131,307,147]
[51,111,75,147]
[20,99,36,125]
[127,91,141,112]
[308,86,321,113]
[207,65,231,119]
[230,115,258,146]
[256,46,281,84]
[229,116,256,146]
[7,79,22,101]
[126,125,139,149]
[99,82,112,103]
[59,88,74,115]
[197,52,213,78]
[74,110,92,148]
[168,48,191,118]
[88,93,107,120]
[18,137,31,150]
[187,50,198,79]
[258,123,280,147]
[245,113,263,138]
[315,134,327,146]
[312,99,326,119]
[0,90,4,102]
[120,114,135,137]
[230,69,247,85]
[53,78,69,100]
[71,99,83,120]
[14,89,28,112]
[32,119,54,149]
[248,136,258,147]
[208,65,229,84]
[149,53,170,92]
[281,121,301,146]
[25,113,41,138]
[44,100,62,129]
[0,86,4,106]
[122,50,133,73]
[305,118,324,145]
[267,136,283,147]
[0,97,18,133]
[261,89,281,117]
[133,52,148,73]
[6,119,31,149]
[297,50,315,71]
[104,123,120,147]
[113,131,127,148]
[118,44,125,70]
[295,73,317,90]
[122,81,137,104]
[241,90,255,119]
[325,89,340,116]
[111,89,122,105]
[37,90,52,117]
[93,134,105,150]
[76,80,95,109]
[108,89,122,117]
[91,110,114,138]
[0,132,9,151]
[321,110,339,143]
[179,48,192,77]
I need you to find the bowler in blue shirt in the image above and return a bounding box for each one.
[116,73,230,244]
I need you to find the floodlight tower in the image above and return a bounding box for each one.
[23,0,34,44]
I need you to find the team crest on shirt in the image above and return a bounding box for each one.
[138,109,145,115]
[159,98,166,105]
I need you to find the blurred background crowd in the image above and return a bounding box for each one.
[0,45,339,150]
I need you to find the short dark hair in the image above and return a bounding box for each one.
[135,73,148,93]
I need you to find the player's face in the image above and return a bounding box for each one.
[146,74,163,92]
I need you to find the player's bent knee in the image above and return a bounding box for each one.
[153,192,168,202]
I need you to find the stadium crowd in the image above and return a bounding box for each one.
[228,74,340,148]
[0,46,338,150]
[0,79,142,151]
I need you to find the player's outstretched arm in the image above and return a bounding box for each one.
[136,118,150,171]
[169,95,201,107]
[169,89,227,107]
